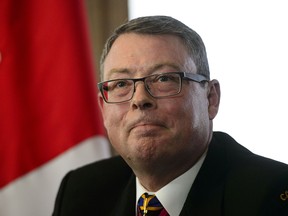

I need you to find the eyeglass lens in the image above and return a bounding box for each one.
[102,73,182,103]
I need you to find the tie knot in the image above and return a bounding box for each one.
[137,193,169,216]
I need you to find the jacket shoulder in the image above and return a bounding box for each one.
[52,156,134,216]
[212,132,288,215]
[67,156,133,187]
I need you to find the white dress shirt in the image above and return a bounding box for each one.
[136,150,207,216]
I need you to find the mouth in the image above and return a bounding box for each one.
[132,123,161,130]
[130,124,165,137]
[128,119,166,133]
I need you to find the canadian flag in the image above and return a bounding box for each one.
[0,0,110,215]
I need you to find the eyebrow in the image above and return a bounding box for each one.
[105,68,131,80]
[149,62,182,73]
[106,62,183,79]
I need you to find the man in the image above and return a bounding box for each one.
[52,16,288,216]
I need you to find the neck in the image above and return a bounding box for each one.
[136,171,178,192]
[133,148,207,192]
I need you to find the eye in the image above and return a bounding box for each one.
[115,80,128,88]
[108,79,132,91]
[155,74,178,83]
[158,75,170,82]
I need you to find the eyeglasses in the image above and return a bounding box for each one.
[97,72,208,104]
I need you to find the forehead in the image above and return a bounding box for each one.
[103,33,196,79]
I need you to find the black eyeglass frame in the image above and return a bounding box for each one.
[97,72,209,104]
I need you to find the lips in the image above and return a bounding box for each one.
[127,118,166,133]
[132,123,161,131]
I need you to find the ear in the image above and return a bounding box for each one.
[207,79,221,120]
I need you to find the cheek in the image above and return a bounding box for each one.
[161,97,195,130]
[102,107,122,147]
[179,92,209,128]
[102,105,123,130]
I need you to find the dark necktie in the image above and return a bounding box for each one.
[137,193,169,216]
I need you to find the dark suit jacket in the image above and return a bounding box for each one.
[52,132,288,215]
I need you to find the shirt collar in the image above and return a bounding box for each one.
[136,150,207,216]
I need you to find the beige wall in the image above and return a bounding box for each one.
[85,0,128,80]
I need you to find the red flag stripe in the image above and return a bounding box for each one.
[0,0,105,187]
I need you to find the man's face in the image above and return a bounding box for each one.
[99,33,219,171]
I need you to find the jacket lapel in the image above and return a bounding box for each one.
[111,174,136,216]
[180,134,228,216]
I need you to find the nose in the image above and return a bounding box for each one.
[131,82,156,110]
